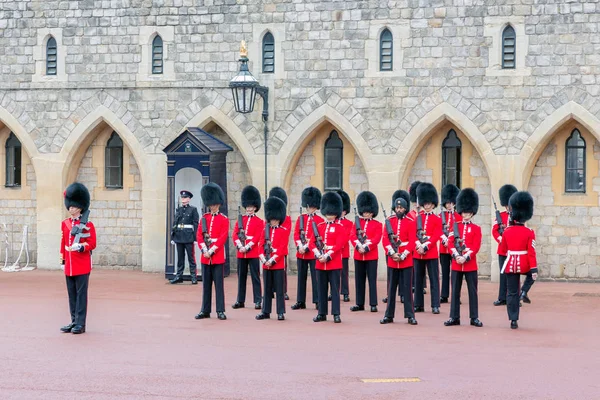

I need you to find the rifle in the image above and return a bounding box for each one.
[298,207,307,246]
[453,221,466,257]
[492,196,505,235]
[441,208,450,238]
[381,203,399,253]
[311,219,325,255]
[416,208,428,244]
[70,209,91,250]
[237,206,247,243]
[201,217,212,254]
[171,199,182,238]
[353,205,367,245]
[263,223,273,262]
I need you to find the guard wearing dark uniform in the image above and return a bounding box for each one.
[269,186,292,300]
[492,184,517,306]
[170,190,200,284]
[194,183,229,321]
[439,184,462,303]
[498,191,537,329]
[232,185,264,310]
[444,188,483,328]
[60,182,97,335]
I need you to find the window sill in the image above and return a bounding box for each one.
[4,184,21,189]
[105,186,124,190]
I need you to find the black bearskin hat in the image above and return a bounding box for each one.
[509,191,534,223]
[301,186,322,209]
[416,182,439,207]
[321,191,343,218]
[456,188,479,215]
[201,182,225,206]
[441,184,460,206]
[357,191,379,218]
[241,185,261,212]
[264,196,287,223]
[409,181,422,203]
[269,186,288,206]
[499,184,518,207]
[392,190,410,211]
[64,182,91,212]
[336,189,351,214]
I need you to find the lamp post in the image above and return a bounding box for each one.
[229,41,269,199]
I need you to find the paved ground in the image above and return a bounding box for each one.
[1,270,599,400]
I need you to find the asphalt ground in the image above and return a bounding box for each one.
[1,270,599,400]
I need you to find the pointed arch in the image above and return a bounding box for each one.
[396,102,499,189]
[520,101,600,188]
[0,104,40,162]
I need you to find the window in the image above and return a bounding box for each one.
[380,28,393,71]
[46,36,57,76]
[262,32,274,73]
[565,129,586,193]
[324,130,343,191]
[502,25,516,69]
[152,35,163,74]
[5,133,22,187]
[105,132,123,188]
[442,129,462,188]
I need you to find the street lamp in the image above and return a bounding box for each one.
[229,41,269,198]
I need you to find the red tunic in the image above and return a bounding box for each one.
[349,218,382,261]
[232,214,265,259]
[498,224,537,274]
[492,210,510,256]
[338,216,353,259]
[293,213,324,260]
[60,218,97,277]
[382,214,416,269]
[448,221,482,272]
[282,215,292,231]
[439,210,462,255]
[414,211,442,260]
[258,225,290,270]
[197,213,229,265]
[308,221,346,270]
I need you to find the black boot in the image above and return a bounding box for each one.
[493,299,506,306]
[382,297,388,304]
[407,317,418,325]
[60,323,75,333]
[313,314,327,322]
[520,291,531,304]
[255,313,270,320]
[444,318,460,326]
[350,305,364,312]
[71,325,86,334]
[343,295,350,302]
[470,318,483,327]
[169,276,183,284]
[232,302,245,309]
[380,316,394,324]
[291,302,306,310]
[511,320,518,329]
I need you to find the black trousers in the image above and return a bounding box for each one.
[385,267,414,319]
[65,273,90,326]
[263,269,285,315]
[355,259,378,306]
[498,255,508,301]
[201,263,225,313]
[318,269,341,316]
[341,258,350,295]
[449,270,479,319]
[506,273,521,321]
[175,242,197,278]
[297,258,318,304]
[385,267,402,300]
[236,257,261,304]
[414,258,440,308]
[521,271,535,294]
[440,253,452,299]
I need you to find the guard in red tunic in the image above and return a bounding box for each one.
[492,184,517,306]
[408,181,426,294]
[380,196,418,325]
[498,191,537,329]
[413,182,442,314]
[310,191,346,323]
[336,189,352,303]
[269,186,292,300]
[439,184,462,304]
[232,185,265,310]
[256,196,290,321]
[291,187,323,310]
[195,183,229,321]
[350,191,382,313]
[60,182,97,335]
[444,188,483,328]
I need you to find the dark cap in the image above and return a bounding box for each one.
[180,190,193,198]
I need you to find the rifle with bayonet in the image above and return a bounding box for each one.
[311,219,325,257]
[415,198,428,244]
[441,207,450,238]
[492,196,505,235]
[381,202,399,253]
[237,206,247,243]
[353,205,367,245]
[70,209,91,251]
[453,221,466,258]
[298,207,308,247]
[264,223,272,263]
[201,217,212,256]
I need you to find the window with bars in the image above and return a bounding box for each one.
[105,132,124,189]
[324,130,343,191]
[442,129,462,188]
[262,32,275,73]
[5,133,22,187]
[380,28,393,71]
[502,25,516,69]
[565,129,586,193]
[46,36,57,76]
[152,35,163,75]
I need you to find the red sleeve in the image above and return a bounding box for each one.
[492,221,501,243]
[257,226,266,259]
[60,221,65,261]
[370,221,382,246]
[448,232,456,255]
[528,230,537,270]
[196,217,204,243]
[232,217,240,243]
[332,225,346,256]
[213,216,229,250]
[498,228,508,255]
[83,222,97,252]
[468,225,482,257]
[431,217,442,245]
[381,221,391,250]
[403,218,416,253]
[349,222,358,245]
[293,216,301,243]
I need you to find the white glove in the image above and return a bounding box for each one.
[170,240,175,245]
[70,243,83,252]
